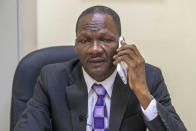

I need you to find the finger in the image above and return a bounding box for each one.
[113,55,136,68]
[117,49,137,61]
[116,39,127,51]
[113,54,122,65]
[113,54,126,65]
[119,55,137,70]
[113,54,118,60]
[117,45,137,56]
[129,44,142,57]
[117,44,133,52]
[120,39,126,46]
[117,44,142,57]
[113,55,129,65]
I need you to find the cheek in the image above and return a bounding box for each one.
[76,45,84,55]
[76,47,88,63]
[107,45,118,57]
[78,51,85,60]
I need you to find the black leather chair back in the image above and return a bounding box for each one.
[10,46,77,131]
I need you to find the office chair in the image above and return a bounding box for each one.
[10,46,77,131]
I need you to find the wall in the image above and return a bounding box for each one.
[27,0,196,130]
[23,0,37,55]
[0,0,19,130]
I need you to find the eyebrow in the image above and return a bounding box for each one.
[76,29,117,38]
[76,33,117,40]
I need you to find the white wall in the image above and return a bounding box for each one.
[0,0,19,130]
[23,0,37,55]
[25,0,196,130]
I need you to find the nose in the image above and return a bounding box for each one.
[89,40,103,55]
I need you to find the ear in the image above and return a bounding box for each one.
[74,41,78,55]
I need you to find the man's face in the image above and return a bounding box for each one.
[75,13,119,81]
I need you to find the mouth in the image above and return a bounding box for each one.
[88,57,105,65]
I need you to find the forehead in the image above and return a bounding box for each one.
[77,13,118,36]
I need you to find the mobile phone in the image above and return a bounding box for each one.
[117,36,128,84]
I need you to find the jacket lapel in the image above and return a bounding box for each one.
[109,74,131,131]
[66,63,88,131]
[65,62,137,131]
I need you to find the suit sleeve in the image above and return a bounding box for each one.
[144,68,187,131]
[14,68,52,131]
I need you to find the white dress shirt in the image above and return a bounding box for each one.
[82,68,158,131]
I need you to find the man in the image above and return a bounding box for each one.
[14,6,186,131]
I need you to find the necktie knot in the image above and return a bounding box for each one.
[92,83,106,97]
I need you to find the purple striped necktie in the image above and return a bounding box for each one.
[92,83,109,131]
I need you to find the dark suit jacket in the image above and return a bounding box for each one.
[14,58,186,131]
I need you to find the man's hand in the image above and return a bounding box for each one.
[113,40,152,109]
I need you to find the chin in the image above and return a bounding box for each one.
[89,67,116,81]
[91,68,106,76]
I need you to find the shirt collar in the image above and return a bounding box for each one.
[82,67,117,98]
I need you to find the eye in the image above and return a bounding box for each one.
[101,39,113,43]
[78,39,90,44]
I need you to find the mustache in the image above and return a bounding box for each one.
[89,52,104,58]
[88,56,105,63]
